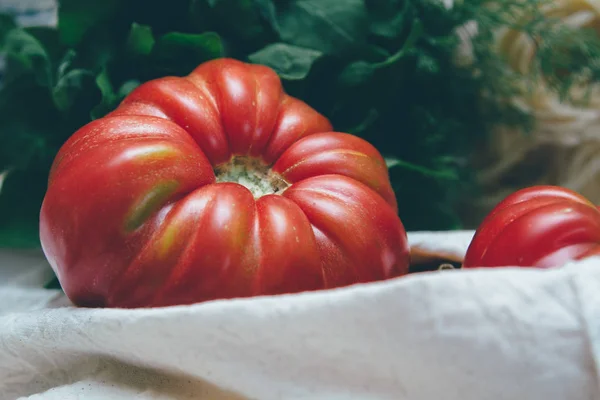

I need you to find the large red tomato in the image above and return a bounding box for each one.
[39,58,409,308]
[462,185,600,269]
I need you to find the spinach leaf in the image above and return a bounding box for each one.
[249,43,322,80]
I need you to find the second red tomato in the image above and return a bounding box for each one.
[463,185,600,269]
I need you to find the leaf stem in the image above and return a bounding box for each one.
[375,19,424,70]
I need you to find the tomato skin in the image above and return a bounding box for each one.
[462,185,600,269]
[39,58,409,308]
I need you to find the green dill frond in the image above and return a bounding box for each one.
[458,0,600,115]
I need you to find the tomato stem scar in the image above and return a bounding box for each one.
[214,156,289,198]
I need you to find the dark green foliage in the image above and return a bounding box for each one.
[1,0,600,247]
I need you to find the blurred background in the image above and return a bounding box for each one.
[2,0,600,260]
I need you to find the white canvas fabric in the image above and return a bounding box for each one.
[0,231,599,400]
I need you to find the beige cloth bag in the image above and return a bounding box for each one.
[1,231,598,400]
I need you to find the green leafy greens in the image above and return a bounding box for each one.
[1,0,600,247]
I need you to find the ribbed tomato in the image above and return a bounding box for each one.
[462,185,600,269]
[39,58,409,308]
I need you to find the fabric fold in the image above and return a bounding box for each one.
[0,232,599,400]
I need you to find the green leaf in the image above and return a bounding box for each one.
[190,0,275,47]
[338,61,375,87]
[57,49,77,79]
[385,156,458,180]
[0,13,16,46]
[0,169,8,194]
[151,32,224,75]
[344,108,379,135]
[0,168,47,248]
[57,0,121,46]
[366,0,409,38]
[0,79,58,171]
[118,80,141,98]
[90,67,115,119]
[90,72,139,120]
[126,23,155,56]
[274,0,369,55]
[96,67,114,99]
[416,52,440,74]
[249,43,322,80]
[24,27,64,67]
[2,29,52,87]
[52,69,98,113]
[338,19,424,88]
[253,0,279,31]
